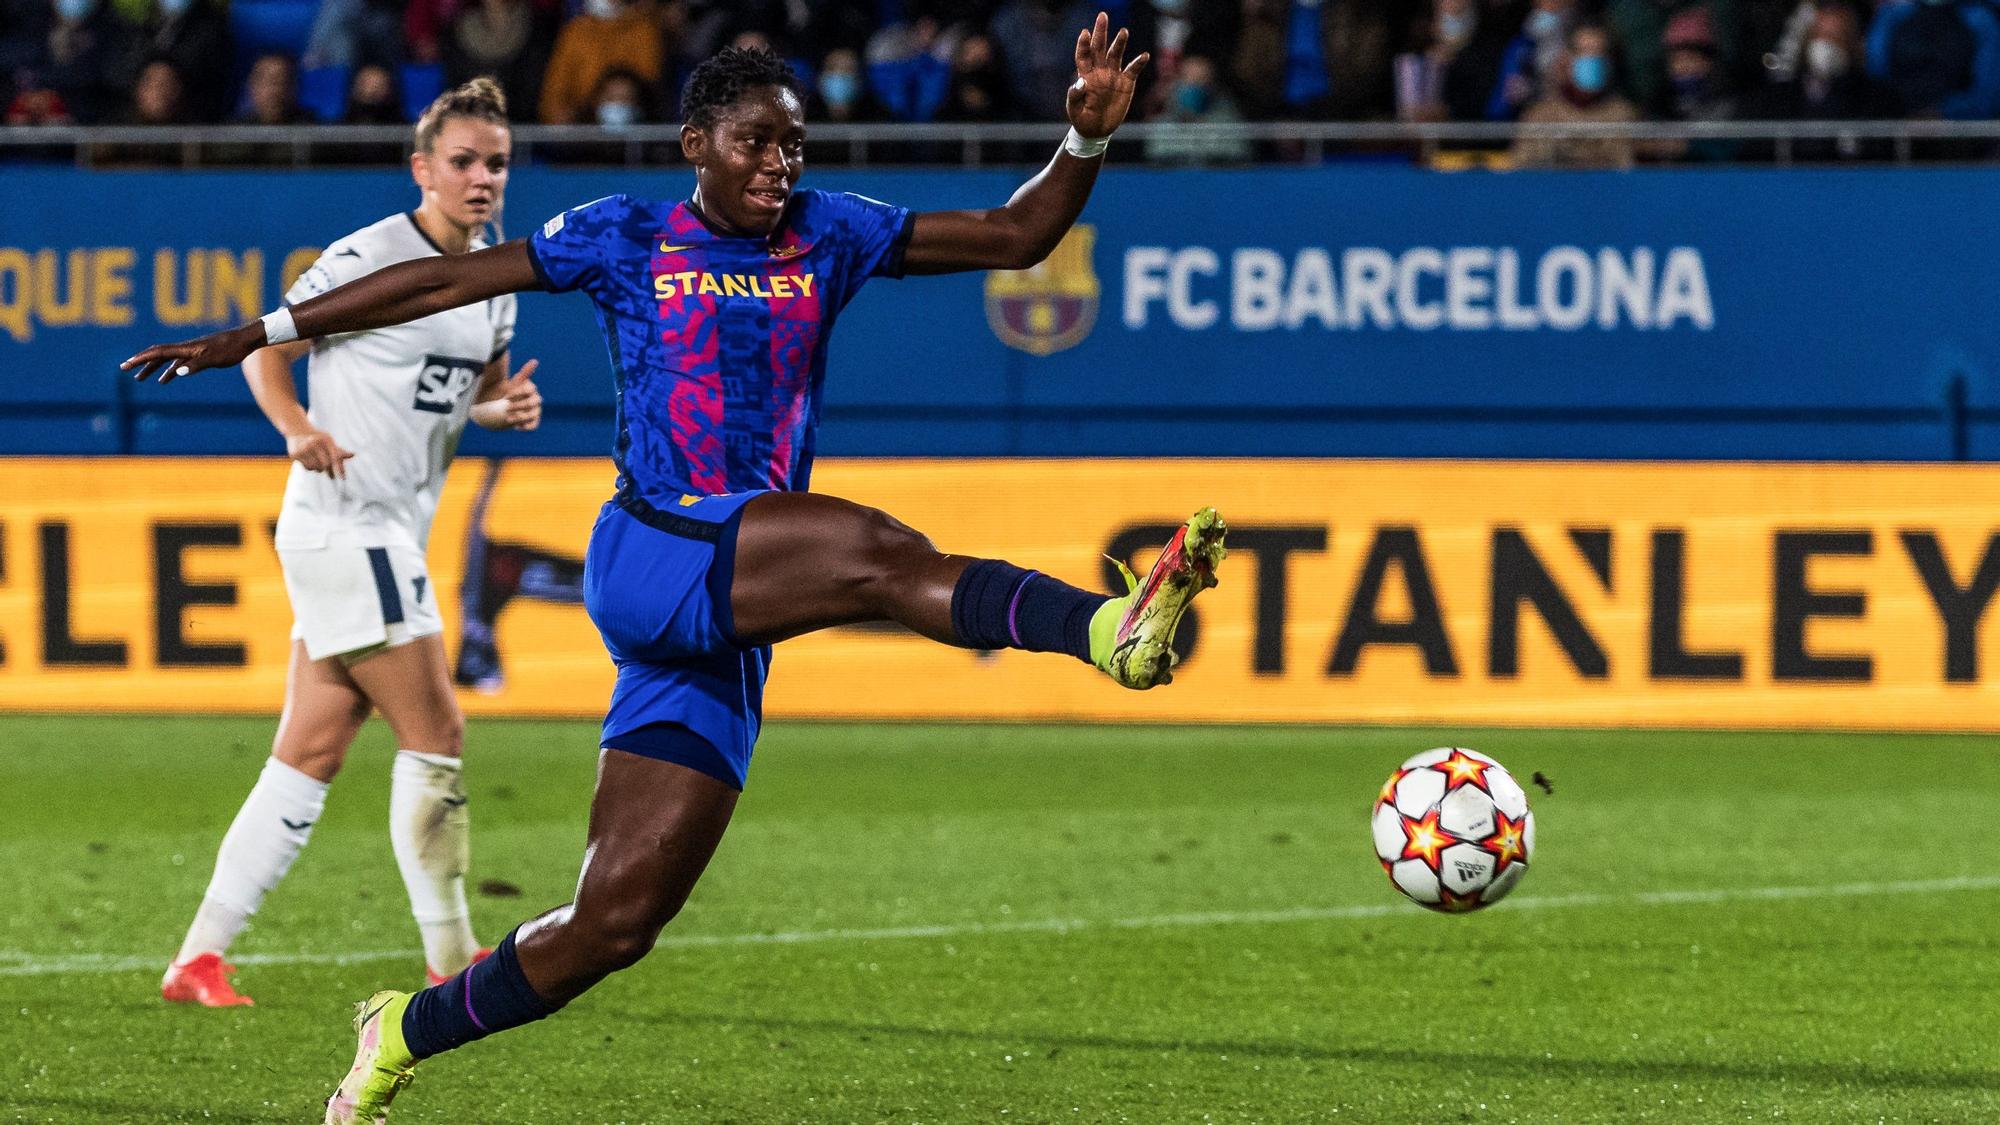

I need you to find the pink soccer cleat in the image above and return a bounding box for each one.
[161,952,254,1007]
[1093,507,1227,689]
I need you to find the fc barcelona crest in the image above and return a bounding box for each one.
[986,225,1098,356]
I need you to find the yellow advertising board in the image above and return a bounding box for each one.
[0,457,1997,731]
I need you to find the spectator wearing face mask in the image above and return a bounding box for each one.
[808,47,890,123]
[1488,0,1576,118]
[801,43,901,162]
[542,64,666,162]
[588,66,651,127]
[1511,21,1639,168]
[1866,0,2000,120]
[539,0,665,124]
[1145,53,1253,162]
[1744,3,1898,159]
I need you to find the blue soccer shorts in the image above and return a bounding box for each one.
[584,488,770,790]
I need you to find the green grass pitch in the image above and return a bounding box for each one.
[2,715,1995,1123]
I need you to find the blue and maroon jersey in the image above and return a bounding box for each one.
[525,189,912,507]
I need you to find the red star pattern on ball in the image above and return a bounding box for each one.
[1398,809,1453,872]
[1438,886,1484,913]
[1377,769,1404,809]
[1481,810,1528,872]
[1429,749,1493,794]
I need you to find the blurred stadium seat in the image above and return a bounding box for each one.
[298,65,351,124]
[228,0,318,66]
[399,63,447,124]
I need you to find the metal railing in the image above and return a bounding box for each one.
[4,119,2000,168]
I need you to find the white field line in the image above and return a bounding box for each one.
[6,874,1997,979]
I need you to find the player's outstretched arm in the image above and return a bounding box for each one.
[123,240,542,383]
[901,11,1147,276]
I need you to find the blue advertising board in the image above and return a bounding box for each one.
[1,165,1996,459]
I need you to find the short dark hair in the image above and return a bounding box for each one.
[681,46,801,129]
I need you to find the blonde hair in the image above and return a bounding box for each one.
[414,77,510,152]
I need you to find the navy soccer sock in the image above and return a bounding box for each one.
[402,929,559,1060]
[949,559,1107,664]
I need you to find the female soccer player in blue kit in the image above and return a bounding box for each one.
[125,14,1224,1120]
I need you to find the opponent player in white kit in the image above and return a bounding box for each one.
[161,78,544,1008]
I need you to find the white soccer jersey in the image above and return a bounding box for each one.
[274,213,516,552]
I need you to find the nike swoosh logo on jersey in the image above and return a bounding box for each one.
[334,248,360,258]
[658,243,694,254]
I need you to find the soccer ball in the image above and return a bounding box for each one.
[1370,747,1534,913]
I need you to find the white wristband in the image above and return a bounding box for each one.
[1063,127,1110,159]
[260,306,299,345]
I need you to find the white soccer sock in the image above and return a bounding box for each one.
[174,757,329,965]
[390,749,479,975]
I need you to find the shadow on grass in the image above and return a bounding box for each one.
[2,1091,292,1123]
[629,1007,2000,1095]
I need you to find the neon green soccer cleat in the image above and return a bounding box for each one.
[1091,507,1227,689]
[324,990,418,1125]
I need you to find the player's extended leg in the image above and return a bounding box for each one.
[325,752,736,1124]
[345,635,487,982]
[511,752,737,1000]
[163,642,370,1007]
[727,493,1226,689]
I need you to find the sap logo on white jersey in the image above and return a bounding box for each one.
[1123,245,1715,333]
[414,354,482,414]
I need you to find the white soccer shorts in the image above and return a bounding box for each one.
[279,532,443,662]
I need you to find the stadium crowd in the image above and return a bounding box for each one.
[1,0,1993,163]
